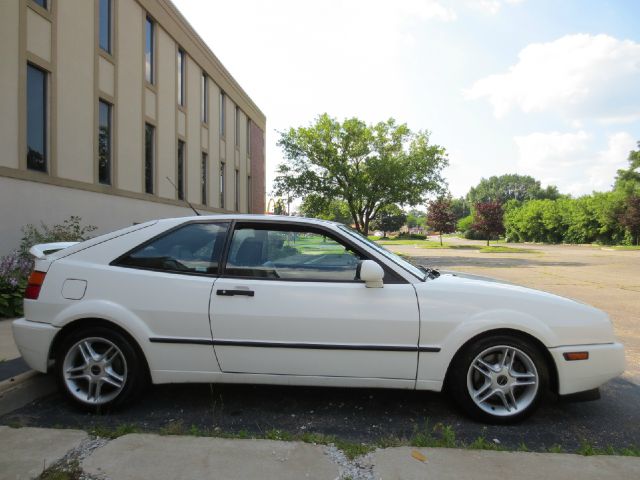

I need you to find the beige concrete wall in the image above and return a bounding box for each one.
[56,0,94,183]
[186,55,201,205]
[156,27,176,200]
[0,176,196,256]
[0,1,20,169]
[115,0,143,193]
[26,8,51,63]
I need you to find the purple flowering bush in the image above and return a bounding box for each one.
[0,251,33,317]
[0,216,97,318]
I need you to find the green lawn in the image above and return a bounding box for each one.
[606,245,640,251]
[372,238,536,253]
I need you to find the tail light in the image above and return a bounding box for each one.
[25,271,46,300]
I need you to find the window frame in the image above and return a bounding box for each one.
[145,15,155,85]
[201,73,208,124]
[98,99,113,185]
[26,63,48,173]
[219,161,225,209]
[201,151,208,206]
[177,139,185,200]
[99,0,113,54]
[177,48,186,107]
[218,220,406,284]
[111,220,232,277]
[219,91,225,137]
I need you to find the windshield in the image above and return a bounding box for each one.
[338,225,427,281]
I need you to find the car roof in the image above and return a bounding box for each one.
[158,214,342,228]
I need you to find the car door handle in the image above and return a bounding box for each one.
[216,289,255,297]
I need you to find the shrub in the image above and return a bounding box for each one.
[0,216,97,318]
[397,232,427,240]
[0,251,33,318]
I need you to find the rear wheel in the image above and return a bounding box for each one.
[448,334,549,423]
[56,326,146,411]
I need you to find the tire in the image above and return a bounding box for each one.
[447,334,549,424]
[55,326,147,412]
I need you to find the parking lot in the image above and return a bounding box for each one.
[1,242,639,453]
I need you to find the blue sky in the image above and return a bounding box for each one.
[173,0,640,198]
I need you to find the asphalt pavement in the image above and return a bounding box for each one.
[2,376,638,453]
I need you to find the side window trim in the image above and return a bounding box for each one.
[110,220,232,277]
[218,221,406,284]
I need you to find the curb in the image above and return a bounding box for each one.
[0,369,57,416]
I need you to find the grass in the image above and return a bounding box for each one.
[39,461,82,480]
[83,421,640,460]
[374,237,536,253]
[606,245,640,250]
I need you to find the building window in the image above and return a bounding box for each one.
[99,0,112,54]
[247,175,251,213]
[144,123,154,194]
[177,140,185,200]
[33,0,47,8]
[246,118,251,157]
[201,152,208,205]
[235,168,240,211]
[219,92,225,137]
[234,106,240,147]
[219,162,225,208]
[145,16,154,84]
[201,73,208,123]
[26,63,47,173]
[98,100,112,185]
[177,49,186,106]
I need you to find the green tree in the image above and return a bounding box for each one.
[467,174,560,204]
[372,205,407,238]
[620,195,640,245]
[450,197,471,221]
[614,142,640,195]
[473,202,505,246]
[274,114,448,235]
[300,194,352,224]
[406,209,426,229]
[426,197,457,245]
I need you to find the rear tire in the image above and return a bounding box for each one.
[55,326,146,412]
[447,334,549,424]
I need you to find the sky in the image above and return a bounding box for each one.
[172,0,640,199]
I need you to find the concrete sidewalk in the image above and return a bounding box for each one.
[1,426,639,480]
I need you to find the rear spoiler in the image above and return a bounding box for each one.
[29,242,79,259]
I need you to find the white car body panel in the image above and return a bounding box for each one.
[12,214,625,399]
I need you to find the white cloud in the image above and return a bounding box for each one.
[466,34,640,122]
[514,131,636,195]
[466,0,524,15]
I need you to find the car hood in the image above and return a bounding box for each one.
[414,270,617,347]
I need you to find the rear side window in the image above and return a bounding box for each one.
[224,226,363,281]
[117,223,229,274]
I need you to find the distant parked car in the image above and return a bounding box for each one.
[13,215,625,423]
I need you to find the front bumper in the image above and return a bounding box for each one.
[12,318,60,373]
[549,342,625,395]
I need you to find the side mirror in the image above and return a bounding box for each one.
[358,260,384,288]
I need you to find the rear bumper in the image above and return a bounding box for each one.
[549,342,625,395]
[12,318,59,373]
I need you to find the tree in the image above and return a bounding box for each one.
[615,142,640,195]
[426,197,457,245]
[300,194,352,224]
[620,195,640,245]
[372,205,406,238]
[467,174,560,205]
[274,114,448,235]
[450,197,471,221]
[406,209,426,229]
[473,202,505,246]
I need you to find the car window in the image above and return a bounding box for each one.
[118,222,229,274]
[224,227,363,281]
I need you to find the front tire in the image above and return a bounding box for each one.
[56,326,146,412]
[448,334,549,424]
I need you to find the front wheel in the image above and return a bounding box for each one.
[56,326,146,411]
[448,335,549,423]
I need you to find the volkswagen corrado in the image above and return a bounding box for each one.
[12,215,625,423]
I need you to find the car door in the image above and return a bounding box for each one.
[110,221,229,373]
[209,221,420,379]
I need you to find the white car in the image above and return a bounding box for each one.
[13,215,625,423]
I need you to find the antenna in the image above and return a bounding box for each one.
[166,176,201,216]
